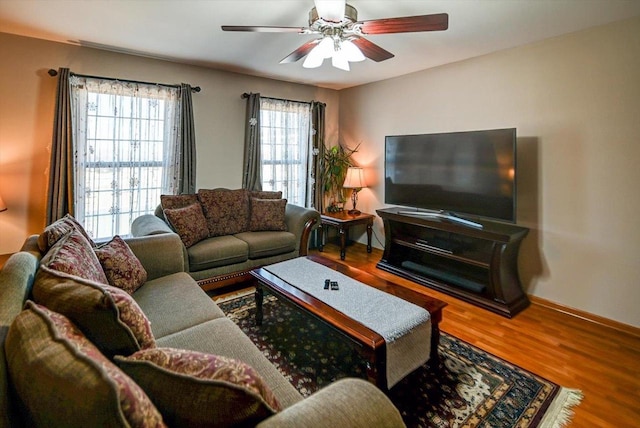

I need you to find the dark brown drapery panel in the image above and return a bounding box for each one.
[46,67,74,225]
[242,93,262,191]
[179,83,197,194]
[311,101,326,212]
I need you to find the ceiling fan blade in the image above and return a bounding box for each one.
[314,0,346,22]
[221,25,306,33]
[351,37,394,62]
[358,13,449,35]
[280,39,321,64]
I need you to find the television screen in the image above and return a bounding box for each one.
[385,128,516,223]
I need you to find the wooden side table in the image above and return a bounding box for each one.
[319,211,374,260]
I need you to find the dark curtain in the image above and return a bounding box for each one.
[242,93,262,191]
[179,83,197,194]
[46,67,73,224]
[311,101,326,213]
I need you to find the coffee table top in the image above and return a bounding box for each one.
[251,255,447,349]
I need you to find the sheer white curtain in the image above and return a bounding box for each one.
[69,76,180,240]
[260,98,312,207]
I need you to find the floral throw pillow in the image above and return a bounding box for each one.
[42,228,108,285]
[5,301,166,428]
[198,188,250,237]
[163,203,209,248]
[249,190,283,200]
[37,213,96,253]
[95,235,148,294]
[249,198,287,231]
[116,347,280,428]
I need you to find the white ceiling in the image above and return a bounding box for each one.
[1,0,640,90]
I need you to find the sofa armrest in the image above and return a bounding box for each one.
[284,204,320,256]
[124,234,187,281]
[131,214,174,237]
[257,378,405,428]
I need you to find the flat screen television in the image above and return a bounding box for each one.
[385,128,516,224]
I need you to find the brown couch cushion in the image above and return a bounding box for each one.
[250,190,283,200]
[95,235,147,294]
[249,198,287,232]
[198,188,250,237]
[186,235,248,271]
[234,231,297,259]
[115,347,280,427]
[163,203,209,248]
[37,214,96,253]
[5,301,166,428]
[160,194,199,210]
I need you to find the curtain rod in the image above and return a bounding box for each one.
[48,69,201,93]
[241,92,325,107]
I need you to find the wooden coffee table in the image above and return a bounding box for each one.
[250,255,447,390]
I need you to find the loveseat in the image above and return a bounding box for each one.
[0,215,405,427]
[131,188,320,291]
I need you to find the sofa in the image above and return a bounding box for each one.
[131,188,321,291]
[0,215,405,427]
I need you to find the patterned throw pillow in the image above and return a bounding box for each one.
[5,301,166,428]
[249,198,288,231]
[34,252,156,358]
[95,235,148,294]
[250,190,283,200]
[41,228,108,285]
[160,194,199,210]
[37,214,96,253]
[163,203,209,248]
[115,347,280,428]
[198,188,250,237]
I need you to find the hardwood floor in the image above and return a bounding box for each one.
[307,242,640,428]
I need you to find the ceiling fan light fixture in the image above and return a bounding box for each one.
[331,51,350,71]
[341,39,365,62]
[303,36,334,68]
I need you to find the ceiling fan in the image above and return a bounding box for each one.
[221,0,448,71]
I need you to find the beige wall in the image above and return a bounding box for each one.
[339,17,640,327]
[0,32,339,253]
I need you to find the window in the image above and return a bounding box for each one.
[70,77,180,240]
[259,98,312,207]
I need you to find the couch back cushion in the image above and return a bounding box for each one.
[116,347,280,427]
[198,188,250,237]
[160,194,199,211]
[5,301,166,428]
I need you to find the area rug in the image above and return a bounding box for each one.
[216,291,582,428]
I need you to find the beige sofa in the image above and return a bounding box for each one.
[131,188,320,291]
[0,218,405,427]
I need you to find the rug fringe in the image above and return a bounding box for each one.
[538,388,584,428]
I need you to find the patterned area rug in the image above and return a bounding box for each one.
[216,290,582,428]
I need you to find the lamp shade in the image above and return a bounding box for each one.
[343,167,367,189]
[0,193,7,212]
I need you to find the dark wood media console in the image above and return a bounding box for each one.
[376,207,530,317]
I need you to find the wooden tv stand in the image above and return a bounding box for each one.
[376,208,529,317]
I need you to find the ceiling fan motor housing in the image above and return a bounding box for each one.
[309,4,358,27]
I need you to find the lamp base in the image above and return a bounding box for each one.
[347,209,361,216]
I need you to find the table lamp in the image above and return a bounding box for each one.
[343,167,367,215]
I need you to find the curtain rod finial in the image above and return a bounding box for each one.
[48,69,58,77]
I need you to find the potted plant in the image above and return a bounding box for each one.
[322,143,359,212]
